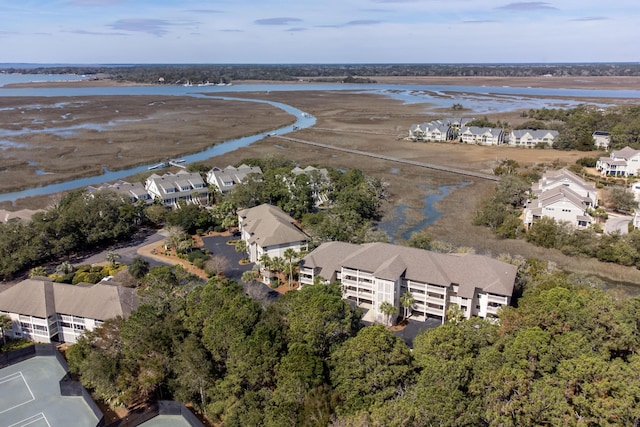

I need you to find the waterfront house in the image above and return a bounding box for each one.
[596,146,640,177]
[0,209,44,223]
[237,203,309,264]
[145,170,208,208]
[459,126,504,145]
[291,165,332,206]
[0,278,138,344]
[207,164,263,194]
[87,180,153,205]
[523,169,597,229]
[508,129,559,147]
[299,242,516,324]
[592,131,611,150]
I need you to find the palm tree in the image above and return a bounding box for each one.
[400,291,415,320]
[0,314,12,346]
[55,260,74,275]
[106,251,121,267]
[241,270,259,283]
[379,301,398,326]
[270,256,285,282]
[283,248,299,288]
[128,256,150,279]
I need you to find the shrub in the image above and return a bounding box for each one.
[187,249,209,263]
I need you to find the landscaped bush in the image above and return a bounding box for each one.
[187,249,209,264]
[1,337,33,353]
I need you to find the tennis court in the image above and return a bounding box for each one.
[0,355,99,427]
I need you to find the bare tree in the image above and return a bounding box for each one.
[205,254,231,277]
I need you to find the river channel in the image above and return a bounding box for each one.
[1,74,640,203]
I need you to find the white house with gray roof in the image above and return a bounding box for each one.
[592,131,611,150]
[459,126,504,145]
[238,204,309,263]
[523,169,597,228]
[408,121,452,142]
[596,146,640,177]
[145,170,208,208]
[299,242,517,324]
[508,129,559,147]
[87,180,153,205]
[292,165,332,206]
[0,279,138,343]
[207,164,263,194]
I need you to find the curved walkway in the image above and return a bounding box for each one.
[273,135,499,181]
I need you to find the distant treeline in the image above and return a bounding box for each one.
[3,63,640,85]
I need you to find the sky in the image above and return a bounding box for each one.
[0,0,638,64]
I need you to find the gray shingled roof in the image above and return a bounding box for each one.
[239,204,308,248]
[511,129,559,139]
[303,242,517,297]
[0,279,138,320]
[300,241,360,281]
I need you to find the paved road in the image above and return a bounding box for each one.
[604,215,632,235]
[72,229,169,267]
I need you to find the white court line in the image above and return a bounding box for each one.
[7,412,48,427]
[0,371,22,384]
[0,371,36,415]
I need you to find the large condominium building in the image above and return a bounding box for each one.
[299,242,517,324]
[0,278,138,344]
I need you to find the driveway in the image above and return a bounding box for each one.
[604,214,632,235]
[201,234,281,305]
[72,228,169,267]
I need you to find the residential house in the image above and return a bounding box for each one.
[442,117,475,130]
[145,170,208,208]
[592,131,611,150]
[634,211,640,229]
[0,209,44,223]
[523,169,598,228]
[508,129,559,147]
[291,165,332,206]
[409,122,450,142]
[596,146,640,177]
[237,203,309,264]
[459,126,504,145]
[299,242,517,324]
[631,181,640,203]
[206,164,263,194]
[87,180,152,205]
[0,278,138,344]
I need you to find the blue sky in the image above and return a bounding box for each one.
[0,0,637,64]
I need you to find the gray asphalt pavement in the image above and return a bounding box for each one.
[72,228,169,267]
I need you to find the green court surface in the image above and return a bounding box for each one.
[139,415,194,427]
[0,356,99,427]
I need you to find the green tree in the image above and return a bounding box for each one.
[400,291,414,320]
[105,251,120,267]
[526,216,561,248]
[242,270,259,283]
[608,186,638,213]
[29,266,48,278]
[283,248,299,288]
[0,314,12,345]
[379,301,398,326]
[170,334,214,416]
[128,256,150,279]
[406,231,432,250]
[278,283,361,358]
[330,325,414,416]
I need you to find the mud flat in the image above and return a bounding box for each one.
[3,84,640,286]
[0,95,294,194]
